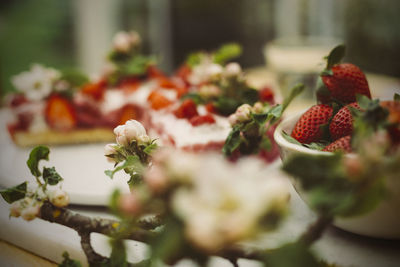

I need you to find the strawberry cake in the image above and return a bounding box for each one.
[5,33,278,160]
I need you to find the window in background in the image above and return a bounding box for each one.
[0,0,76,96]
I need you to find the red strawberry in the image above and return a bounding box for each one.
[317,45,371,104]
[118,77,141,92]
[147,90,173,110]
[174,99,198,119]
[45,94,77,131]
[9,94,29,108]
[259,87,275,104]
[329,102,360,140]
[81,79,107,101]
[291,104,333,144]
[189,114,216,126]
[323,135,352,153]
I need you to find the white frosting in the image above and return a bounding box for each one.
[150,108,231,148]
[29,114,49,133]
[100,82,155,113]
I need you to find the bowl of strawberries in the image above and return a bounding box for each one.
[274,45,400,239]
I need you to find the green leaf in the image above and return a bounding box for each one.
[241,88,259,105]
[27,146,50,177]
[282,131,302,146]
[105,155,142,179]
[123,55,155,76]
[60,69,89,87]
[109,238,127,267]
[213,96,241,116]
[340,177,386,217]
[150,217,184,264]
[394,93,400,102]
[0,182,27,204]
[127,173,142,187]
[213,43,242,64]
[282,131,326,150]
[281,83,304,112]
[180,92,205,105]
[59,252,82,267]
[43,167,63,186]
[222,126,242,156]
[186,52,203,67]
[304,142,326,151]
[143,142,158,155]
[262,242,321,267]
[109,189,121,215]
[326,44,345,69]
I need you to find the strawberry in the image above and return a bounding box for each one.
[291,104,333,144]
[117,104,142,125]
[174,99,198,119]
[329,102,360,140]
[9,94,29,108]
[118,77,141,92]
[175,64,191,85]
[189,114,216,126]
[147,91,173,110]
[323,135,352,153]
[258,87,275,104]
[81,79,107,101]
[45,94,77,131]
[317,45,371,104]
[380,100,400,144]
[147,65,166,79]
[205,102,216,113]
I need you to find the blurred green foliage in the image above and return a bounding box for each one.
[0,0,76,98]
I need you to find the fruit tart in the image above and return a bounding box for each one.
[6,31,158,146]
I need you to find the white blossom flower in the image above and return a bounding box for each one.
[20,199,42,221]
[224,62,242,77]
[113,31,141,53]
[9,201,23,218]
[11,64,60,101]
[235,104,252,122]
[188,57,223,85]
[49,189,70,208]
[104,143,118,163]
[199,84,221,98]
[168,153,290,252]
[252,102,265,114]
[228,114,238,126]
[144,165,168,193]
[114,120,149,146]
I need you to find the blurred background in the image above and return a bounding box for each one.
[1,0,399,98]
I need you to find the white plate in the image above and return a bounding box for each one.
[0,110,130,206]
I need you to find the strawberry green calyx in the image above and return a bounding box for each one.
[325,44,346,70]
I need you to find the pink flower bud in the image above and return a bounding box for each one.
[144,166,168,193]
[228,114,238,126]
[50,189,70,208]
[118,193,141,216]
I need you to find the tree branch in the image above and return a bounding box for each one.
[298,215,333,246]
[39,201,155,243]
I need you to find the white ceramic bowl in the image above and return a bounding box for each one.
[274,113,400,239]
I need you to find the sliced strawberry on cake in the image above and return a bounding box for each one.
[45,94,77,131]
